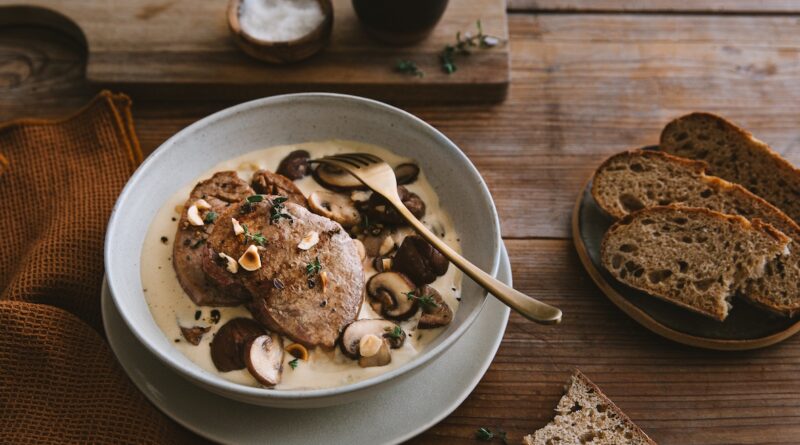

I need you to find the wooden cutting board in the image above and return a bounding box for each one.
[0,0,509,103]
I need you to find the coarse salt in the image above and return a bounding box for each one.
[240,0,324,42]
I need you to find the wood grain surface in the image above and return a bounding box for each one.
[508,0,800,13]
[0,0,509,103]
[3,7,800,445]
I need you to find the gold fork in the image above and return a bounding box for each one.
[311,153,562,325]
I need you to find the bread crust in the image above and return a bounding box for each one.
[601,206,789,321]
[660,112,800,225]
[524,369,657,445]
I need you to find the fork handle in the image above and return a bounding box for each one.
[387,196,563,325]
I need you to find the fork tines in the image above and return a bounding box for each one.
[319,153,382,168]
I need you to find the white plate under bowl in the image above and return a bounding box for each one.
[104,93,502,407]
[102,245,511,445]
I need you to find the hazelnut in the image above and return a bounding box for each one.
[298,231,320,250]
[320,270,329,292]
[187,205,204,226]
[231,218,244,235]
[194,199,212,210]
[238,244,262,271]
[218,252,239,274]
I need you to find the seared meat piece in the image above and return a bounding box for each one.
[202,196,364,348]
[250,169,307,208]
[173,171,253,306]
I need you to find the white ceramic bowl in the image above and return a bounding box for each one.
[105,93,501,408]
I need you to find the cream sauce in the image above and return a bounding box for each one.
[140,140,461,390]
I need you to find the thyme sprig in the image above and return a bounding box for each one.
[269,196,293,223]
[440,20,504,74]
[404,291,438,310]
[305,256,322,276]
[396,59,424,77]
[475,427,508,444]
[203,211,218,224]
[289,358,299,370]
[385,325,404,340]
[241,223,267,246]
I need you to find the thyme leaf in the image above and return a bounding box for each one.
[396,59,424,77]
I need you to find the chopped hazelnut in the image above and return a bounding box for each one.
[238,244,262,271]
[187,205,204,226]
[231,218,244,235]
[298,231,320,250]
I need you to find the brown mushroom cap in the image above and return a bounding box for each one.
[210,318,266,372]
[308,190,362,228]
[244,333,284,387]
[339,319,405,359]
[367,272,418,320]
[312,164,366,191]
[361,229,396,257]
[416,286,454,329]
[392,235,449,286]
[394,163,420,185]
[180,325,211,345]
[276,150,311,180]
[359,186,425,225]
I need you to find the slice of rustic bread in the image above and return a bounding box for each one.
[660,112,800,224]
[592,150,800,317]
[524,370,656,445]
[601,206,789,320]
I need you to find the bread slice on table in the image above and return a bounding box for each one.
[592,149,800,316]
[600,206,789,321]
[524,370,656,445]
[660,112,800,224]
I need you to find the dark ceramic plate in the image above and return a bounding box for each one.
[573,175,800,350]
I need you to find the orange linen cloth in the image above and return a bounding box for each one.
[0,91,206,444]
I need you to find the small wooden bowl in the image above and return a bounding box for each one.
[227,0,333,64]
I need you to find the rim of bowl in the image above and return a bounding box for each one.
[105,92,502,401]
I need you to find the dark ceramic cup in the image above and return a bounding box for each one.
[352,0,449,45]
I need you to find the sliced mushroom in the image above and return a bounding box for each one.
[359,186,425,225]
[393,235,449,286]
[210,318,265,372]
[394,163,420,185]
[362,229,396,257]
[358,340,391,368]
[339,319,406,359]
[180,325,211,345]
[416,286,454,329]
[308,190,361,228]
[353,239,366,261]
[367,272,418,320]
[276,150,311,180]
[244,333,284,387]
[238,244,262,271]
[312,164,367,191]
[373,256,392,273]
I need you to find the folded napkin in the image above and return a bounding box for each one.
[0,92,205,444]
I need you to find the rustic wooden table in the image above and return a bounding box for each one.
[3,2,800,444]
